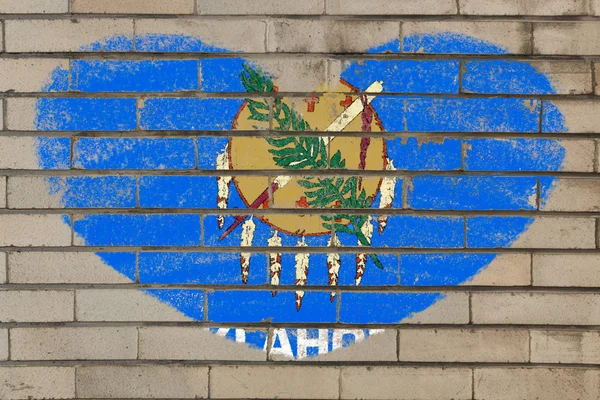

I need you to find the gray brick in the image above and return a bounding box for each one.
[0,0,68,13]
[0,367,75,399]
[243,57,328,92]
[475,368,600,400]
[0,214,71,247]
[0,253,5,284]
[199,0,325,15]
[0,137,53,170]
[10,327,137,360]
[341,367,472,400]
[460,0,588,16]
[508,217,596,249]
[6,19,134,53]
[136,18,266,53]
[8,252,132,284]
[77,365,208,399]
[534,22,600,56]
[403,21,531,54]
[0,329,7,361]
[533,254,600,287]
[0,59,69,92]
[402,292,470,324]
[211,366,339,399]
[463,253,531,286]
[0,290,74,322]
[541,179,600,211]
[399,328,529,362]
[267,19,399,53]
[472,293,600,325]
[560,140,595,172]
[0,177,5,208]
[531,330,600,364]
[73,0,195,13]
[545,100,600,133]
[139,327,266,361]
[327,0,456,15]
[76,289,194,321]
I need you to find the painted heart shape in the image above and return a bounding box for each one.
[33,33,566,358]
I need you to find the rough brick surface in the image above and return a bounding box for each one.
[399,329,529,362]
[10,327,138,360]
[0,367,75,399]
[0,177,5,208]
[199,0,325,15]
[0,253,6,284]
[0,329,7,361]
[267,19,399,53]
[327,0,456,15]
[72,0,195,14]
[0,59,68,93]
[211,366,339,399]
[0,215,71,246]
[77,365,209,399]
[531,330,600,364]
[0,290,74,322]
[460,0,588,16]
[472,293,600,325]
[341,367,472,400]
[534,23,600,55]
[541,179,600,211]
[0,0,68,13]
[533,254,600,287]
[5,19,134,52]
[474,368,600,400]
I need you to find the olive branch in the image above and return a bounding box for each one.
[240,63,384,269]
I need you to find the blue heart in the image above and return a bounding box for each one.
[34,33,565,356]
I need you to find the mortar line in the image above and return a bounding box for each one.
[536,178,541,210]
[338,367,342,400]
[207,365,211,399]
[1,21,6,55]
[471,368,475,400]
[135,251,140,283]
[595,140,599,173]
[529,253,534,286]
[468,292,473,324]
[136,326,140,360]
[396,328,400,362]
[529,22,535,55]
[6,327,10,361]
[527,329,532,363]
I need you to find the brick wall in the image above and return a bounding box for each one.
[1,0,600,399]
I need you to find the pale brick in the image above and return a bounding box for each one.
[326,0,456,15]
[211,366,339,399]
[531,330,600,364]
[534,22,600,56]
[136,19,266,53]
[0,59,69,93]
[8,176,59,208]
[541,179,600,211]
[472,293,600,325]
[0,0,68,13]
[73,0,194,14]
[0,290,73,322]
[0,177,5,208]
[76,289,193,321]
[399,328,528,362]
[561,140,595,172]
[531,61,592,95]
[510,217,596,249]
[475,368,600,400]
[245,57,328,92]
[0,367,75,399]
[460,0,588,16]
[268,329,397,361]
[267,19,399,53]
[341,367,472,400]
[11,327,137,360]
[593,0,600,16]
[0,214,71,247]
[77,365,208,399]
[463,253,531,286]
[403,292,469,324]
[139,327,266,361]
[403,21,531,54]
[0,329,7,361]
[199,0,325,15]
[5,19,134,52]
[9,252,132,284]
[533,254,600,287]
[6,99,37,131]
[0,137,50,170]
[0,252,5,283]
[546,100,600,133]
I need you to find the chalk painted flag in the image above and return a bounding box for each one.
[31,30,569,359]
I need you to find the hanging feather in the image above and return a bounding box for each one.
[294,237,308,311]
[240,217,256,284]
[216,145,232,229]
[327,233,341,302]
[356,216,374,286]
[268,230,283,296]
[378,159,397,234]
